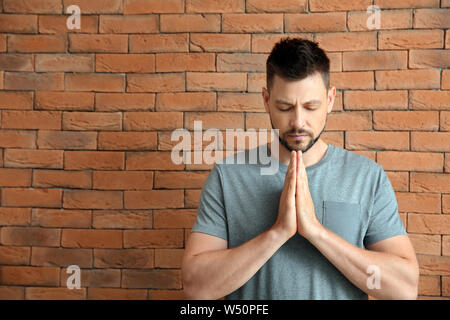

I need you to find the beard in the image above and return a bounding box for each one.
[270,118,327,154]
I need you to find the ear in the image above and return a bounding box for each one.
[262,87,270,113]
[326,86,336,114]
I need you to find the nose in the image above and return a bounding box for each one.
[289,105,306,131]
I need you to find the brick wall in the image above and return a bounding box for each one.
[0,0,449,300]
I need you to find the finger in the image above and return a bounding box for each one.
[284,151,296,197]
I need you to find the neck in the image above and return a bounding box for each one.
[268,138,328,168]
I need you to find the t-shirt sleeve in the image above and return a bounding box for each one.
[363,167,407,247]
[191,164,228,241]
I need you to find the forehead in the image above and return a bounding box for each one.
[270,72,326,102]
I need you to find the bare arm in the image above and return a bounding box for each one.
[307,228,419,299]
[182,229,289,300]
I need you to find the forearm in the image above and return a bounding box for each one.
[182,228,288,300]
[308,227,419,300]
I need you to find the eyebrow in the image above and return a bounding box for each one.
[275,99,322,106]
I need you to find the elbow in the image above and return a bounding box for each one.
[398,263,419,300]
[181,263,211,300]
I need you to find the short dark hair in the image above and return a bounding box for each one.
[266,37,330,93]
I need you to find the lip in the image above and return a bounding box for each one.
[288,134,308,141]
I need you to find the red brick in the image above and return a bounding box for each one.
[149,289,185,299]
[187,0,244,13]
[185,189,201,208]
[4,72,64,91]
[0,168,30,187]
[31,247,92,267]
[187,72,247,91]
[123,112,183,131]
[2,110,61,130]
[25,288,86,300]
[325,111,372,131]
[37,130,97,150]
[246,0,306,12]
[92,210,152,229]
[98,132,157,151]
[93,171,154,190]
[154,249,184,268]
[156,53,215,72]
[377,152,443,172]
[247,73,266,92]
[35,54,93,72]
[376,70,440,90]
[409,50,450,69]
[124,190,184,209]
[124,0,184,14]
[0,130,35,148]
[3,0,62,13]
[1,227,60,246]
[444,235,450,254]
[411,132,450,152]
[94,249,154,269]
[414,8,450,28]
[396,193,441,213]
[386,171,409,192]
[0,34,5,52]
[217,93,265,112]
[0,246,30,265]
[126,152,185,170]
[38,15,98,34]
[185,112,244,130]
[65,73,124,92]
[374,0,439,9]
[310,0,371,11]
[246,112,271,129]
[31,208,91,228]
[444,70,450,90]
[33,169,91,189]
[0,14,37,33]
[408,214,450,234]
[443,112,450,131]
[64,151,124,170]
[0,92,33,110]
[315,32,377,52]
[60,268,121,288]
[344,90,408,110]
[222,14,283,33]
[0,266,59,286]
[8,34,66,52]
[127,73,185,92]
[0,207,30,226]
[330,71,374,90]
[153,209,197,229]
[217,53,267,72]
[36,91,94,111]
[161,14,221,32]
[251,34,313,53]
[409,234,441,255]
[4,149,63,169]
[0,54,33,71]
[63,189,124,208]
[418,275,441,296]
[62,229,122,248]
[373,111,439,131]
[410,90,450,110]
[411,173,450,193]
[343,51,407,71]
[129,34,189,53]
[63,0,123,13]
[347,9,412,31]
[285,12,346,32]
[96,93,155,112]
[124,229,184,248]
[96,54,155,73]
[87,288,147,300]
[63,112,122,131]
[156,92,215,112]
[345,131,409,151]
[122,269,182,289]
[155,171,209,189]
[69,34,128,53]
[99,15,158,34]
[190,33,250,52]
[378,30,444,49]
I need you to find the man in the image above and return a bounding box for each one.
[182,37,419,300]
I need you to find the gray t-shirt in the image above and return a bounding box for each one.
[191,144,407,300]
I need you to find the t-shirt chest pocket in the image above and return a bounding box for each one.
[322,201,362,246]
